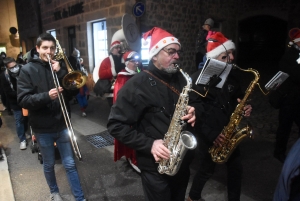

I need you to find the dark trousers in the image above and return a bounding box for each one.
[189,140,242,201]
[274,104,300,156]
[141,150,194,201]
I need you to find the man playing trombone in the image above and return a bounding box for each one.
[17,33,86,201]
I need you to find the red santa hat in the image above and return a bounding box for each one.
[123,51,139,66]
[206,32,235,59]
[289,28,300,43]
[98,55,116,80]
[142,27,181,59]
[110,40,121,51]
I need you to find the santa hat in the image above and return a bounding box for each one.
[110,40,121,51]
[289,28,300,44]
[98,55,116,80]
[142,27,181,59]
[206,32,235,59]
[123,51,138,66]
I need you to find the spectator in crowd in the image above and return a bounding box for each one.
[76,58,89,117]
[0,57,28,150]
[195,18,214,70]
[68,48,81,71]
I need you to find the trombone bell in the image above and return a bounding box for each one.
[63,71,87,90]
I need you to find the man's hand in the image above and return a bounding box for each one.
[50,59,61,72]
[182,106,196,127]
[49,87,63,100]
[237,98,252,117]
[213,133,226,147]
[151,139,170,162]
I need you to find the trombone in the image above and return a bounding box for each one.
[46,54,82,160]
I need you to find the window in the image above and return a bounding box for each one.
[92,20,107,67]
[141,36,151,66]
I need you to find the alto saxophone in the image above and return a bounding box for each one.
[209,64,258,164]
[158,65,197,176]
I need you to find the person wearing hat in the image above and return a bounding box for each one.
[107,27,197,201]
[94,40,125,107]
[187,32,252,201]
[195,18,214,70]
[68,48,81,71]
[272,27,300,164]
[113,50,141,173]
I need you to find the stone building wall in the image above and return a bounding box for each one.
[0,0,20,58]
[13,0,300,73]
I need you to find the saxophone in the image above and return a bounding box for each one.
[209,64,258,164]
[158,65,197,176]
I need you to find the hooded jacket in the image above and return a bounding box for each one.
[17,48,69,133]
[0,65,22,110]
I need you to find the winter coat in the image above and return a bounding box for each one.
[0,68,22,110]
[277,45,300,107]
[107,61,197,171]
[189,68,244,145]
[17,48,71,133]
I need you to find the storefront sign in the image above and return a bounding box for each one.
[54,2,84,21]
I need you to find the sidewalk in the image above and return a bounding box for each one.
[0,104,15,201]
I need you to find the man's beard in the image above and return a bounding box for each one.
[159,62,178,74]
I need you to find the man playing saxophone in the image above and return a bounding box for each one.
[107,27,197,201]
[187,32,252,201]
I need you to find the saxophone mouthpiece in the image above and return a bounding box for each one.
[173,62,181,69]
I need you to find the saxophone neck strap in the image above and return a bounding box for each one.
[144,70,180,96]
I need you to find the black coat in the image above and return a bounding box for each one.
[17,48,70,133]
[278,45,300,106]
[0,69,21,110]
[189,68,244,145]
[107,61,197,171]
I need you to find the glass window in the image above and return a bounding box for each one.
[141,36,151,66]
[92,20,107,67]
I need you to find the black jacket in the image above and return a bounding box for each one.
[189,68,244,145]
[0,68,22,110]
[17,48,69,133]
[196,29,208,54]
[278,45,300,106]
[107,61,197,171]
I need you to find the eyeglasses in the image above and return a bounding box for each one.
[162,48,182,57]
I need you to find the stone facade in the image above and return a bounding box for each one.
[13,0,300,74]
[0,0,20,59]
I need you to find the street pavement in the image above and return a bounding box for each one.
[0,66,299,201]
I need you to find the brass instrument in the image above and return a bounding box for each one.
[54,39,87,90]
[46,54,82,160]
[208,64,258,164]
[158,65,197,176]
